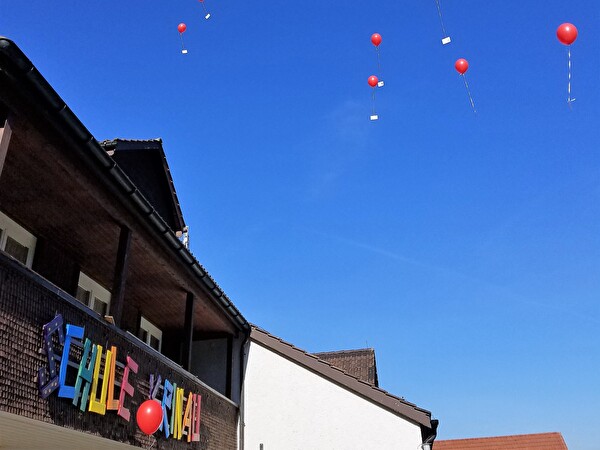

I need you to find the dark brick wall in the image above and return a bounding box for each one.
[0,254,238,449]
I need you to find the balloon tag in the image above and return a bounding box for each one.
[442,36,451,45]
[205,13,211,19]
[377,81,384,87]
[370,114,379,121]
[181,49,188,54]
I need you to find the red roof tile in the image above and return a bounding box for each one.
[435,432,568,450]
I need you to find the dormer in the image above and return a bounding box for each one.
[100,138,186,236]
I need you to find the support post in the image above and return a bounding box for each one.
[182,291,195,371]
[226,334,233,399]
[109,226,132,327]
[0,116,13,180]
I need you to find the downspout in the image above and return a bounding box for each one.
[238,334,250,450]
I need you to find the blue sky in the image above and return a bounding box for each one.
[3,1,599,448]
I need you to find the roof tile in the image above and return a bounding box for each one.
[314,348,379,386]
[434,432,568,450]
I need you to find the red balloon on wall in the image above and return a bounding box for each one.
[557,23,578,45]
[136,400,163,435]
[455,58,469,74]
[368,75,379,87]
[178,23,187,34]
[371,33,382,47]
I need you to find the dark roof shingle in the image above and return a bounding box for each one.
[314,348,379,386]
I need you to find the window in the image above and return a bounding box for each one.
[75,272,111,317]
[0,211,37,268]
[139,316,162,352]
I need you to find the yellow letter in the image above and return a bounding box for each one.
[89,346,112,415]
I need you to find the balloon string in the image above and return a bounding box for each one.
[462,74,477,114]
[371,88,376,115]
[567,46,574,105]
[435,0,448,38]
[376,47,382,77]
[179,33,186,52]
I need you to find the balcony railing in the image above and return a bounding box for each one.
[0,252,239,449]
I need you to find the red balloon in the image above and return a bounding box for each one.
[371,33,382,47]
[557,23,578,45]
[368,75,379,87]
[455,58,469,74]
[178,23,187,34]
[136,400,163,435]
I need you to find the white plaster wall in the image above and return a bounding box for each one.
[241,341,423,450]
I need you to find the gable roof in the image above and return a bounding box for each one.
[100,138,186,235]
[250,325,433,430]
[314,348,379,386]
[434,432,568,450]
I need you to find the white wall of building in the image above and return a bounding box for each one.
[241,341,424,450]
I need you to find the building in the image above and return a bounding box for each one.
[241,326,438,450]
[435,432,569,449]
[0,36,437,449]
[314,348,379,386]
[0,36,247,449]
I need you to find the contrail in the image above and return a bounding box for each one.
[299,227,600,325]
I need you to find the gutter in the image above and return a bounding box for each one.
[0,37,249,333]
[238,335,250,450]
[421,419,439,449]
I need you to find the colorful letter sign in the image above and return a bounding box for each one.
[38,314,201,443]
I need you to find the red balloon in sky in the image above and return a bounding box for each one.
[371,33,382,47]
[178,23,187,34]
[556,23,578,45]
[455,58,469,74]
[368,75,379,87]
[136,400,163,435]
